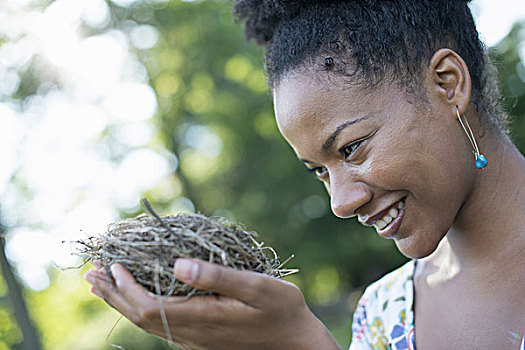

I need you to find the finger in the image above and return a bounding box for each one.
[174,258,277,307]
[163,293,257,326]
[84,270,112,285]
[93,259,102,269]
[109,264,156,306]
[85,269,138,319]
[107,265,213,330]
[90,285,104,299]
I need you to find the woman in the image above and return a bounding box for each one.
[85,1,525,349]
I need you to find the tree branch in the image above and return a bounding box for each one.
[0,222,42,350]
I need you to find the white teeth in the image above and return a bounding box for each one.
[376,220,387,230]
[389,208,398,218]
[374,200,404,231]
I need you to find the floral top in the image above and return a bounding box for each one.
[348,260,525,350]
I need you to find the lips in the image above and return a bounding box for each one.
[359,197,407,237]
[372,200,404,230]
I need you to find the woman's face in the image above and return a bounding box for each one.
[273,71,475,259]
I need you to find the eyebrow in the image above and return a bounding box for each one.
[298,116,368,164]
[323,116,368,150]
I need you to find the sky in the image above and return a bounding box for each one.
[0,0,524,291]
[471,0,525,46]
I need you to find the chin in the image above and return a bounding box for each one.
[392,217,451,259]
[393,234,443,260]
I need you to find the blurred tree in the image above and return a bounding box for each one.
[0,224,41,350]
[493,21,525,153]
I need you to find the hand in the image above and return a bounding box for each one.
[84,259,341,350]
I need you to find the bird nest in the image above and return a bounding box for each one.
[75,200,296,297]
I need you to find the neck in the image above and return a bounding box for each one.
[438,124,525,270]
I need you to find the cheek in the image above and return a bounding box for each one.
[365,118,467,191]
[359,125,471,228]
[378,133,472,258]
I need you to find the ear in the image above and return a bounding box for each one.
[428,48,471,115]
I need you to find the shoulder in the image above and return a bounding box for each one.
[350,260,416,350]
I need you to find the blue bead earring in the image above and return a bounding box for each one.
[456,106,488,169]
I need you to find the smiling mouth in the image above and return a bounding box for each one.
[372,198,405,230]
[361,197,406,238]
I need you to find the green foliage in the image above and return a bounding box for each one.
[0,274,22,349]
[493,21,525,152]
[25,265,106,349]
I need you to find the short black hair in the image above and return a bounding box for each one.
[234,0,505,129]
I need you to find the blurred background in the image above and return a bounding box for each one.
[0,0,523,349]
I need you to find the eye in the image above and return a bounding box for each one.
[341,140,364,159]
[306,166,327,179]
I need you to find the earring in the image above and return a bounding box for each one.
[456,106,488,169]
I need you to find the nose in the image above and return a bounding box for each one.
[330,178,372,219]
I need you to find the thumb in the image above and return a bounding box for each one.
[174,258,274,306]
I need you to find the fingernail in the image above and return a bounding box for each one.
[85,271,96,284]
[175,259,198,283]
